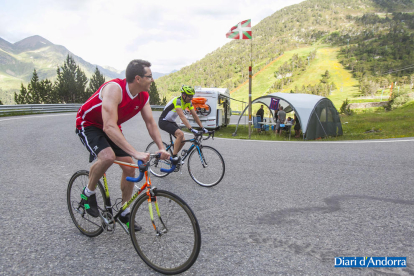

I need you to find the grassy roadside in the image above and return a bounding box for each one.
[212,101,414,141]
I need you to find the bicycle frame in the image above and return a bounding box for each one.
[166,134,205,164]
[100,160,166,233]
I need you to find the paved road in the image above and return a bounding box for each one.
[1,112,414,276]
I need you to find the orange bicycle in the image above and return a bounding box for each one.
[67,155,201,275]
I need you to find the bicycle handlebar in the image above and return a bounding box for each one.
[160,157,179,173]
[126,155,178,182]
[126,159,146,182]
[203,130,215,140]
[193,130,214,141]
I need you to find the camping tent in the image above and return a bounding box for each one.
[233,93,343,140]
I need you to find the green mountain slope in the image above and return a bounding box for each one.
[0,35,173,104]
[0,35,124,104]
[154,0,414,111]
[3,0,414,105]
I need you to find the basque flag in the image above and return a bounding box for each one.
[226,19,252,40]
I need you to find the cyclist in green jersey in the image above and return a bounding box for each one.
[159,85,208,159]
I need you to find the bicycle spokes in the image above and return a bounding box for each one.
[72,200,85,216]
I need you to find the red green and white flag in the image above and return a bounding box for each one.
[226,19,252,40]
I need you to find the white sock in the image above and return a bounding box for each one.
[84,187,96,197]
[121,207,130,217]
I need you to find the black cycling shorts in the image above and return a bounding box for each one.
[76,126,129,162]
[159,118,180,136]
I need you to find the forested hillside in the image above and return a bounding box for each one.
[3,0,414,106]
[155,0,414,101]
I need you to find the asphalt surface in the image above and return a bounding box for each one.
[1,111,414,276]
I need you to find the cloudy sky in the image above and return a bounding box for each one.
[0,0,305,73]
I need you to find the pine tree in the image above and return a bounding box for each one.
[75,66,88,102]
[39,79,55,104]
[148,82,161,105]
[14,84,29,104]
[320,70,330,84]
[54,55,88,103]
[86,66,106,99]
[27,69,41,104]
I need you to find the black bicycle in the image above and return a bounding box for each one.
[145,131,225,187]
[67,155,201,275]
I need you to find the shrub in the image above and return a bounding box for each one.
[385,89,411,110]
[340,98,353,115]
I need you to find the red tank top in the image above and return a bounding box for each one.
[76,78,149,130]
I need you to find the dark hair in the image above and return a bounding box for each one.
[125,59,151,83]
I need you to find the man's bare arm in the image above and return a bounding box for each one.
[176,108,193,129]
[101,84,149,162]
[189,108,204,128]
[140,102,170,159]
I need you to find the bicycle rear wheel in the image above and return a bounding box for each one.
[130,189,201,275]
[145,141,173,177]
[187,145,225,187]
[67,170,105,237]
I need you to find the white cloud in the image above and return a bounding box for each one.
[0,0,305,73]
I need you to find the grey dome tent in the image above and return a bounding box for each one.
[233,93,343,140]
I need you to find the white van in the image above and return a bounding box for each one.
[179,87,231,129]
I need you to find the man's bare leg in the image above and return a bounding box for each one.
[173,129,186,156]
[116,156,135,205]
[88,147,116,191]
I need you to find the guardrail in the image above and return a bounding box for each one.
[0,104,166,116]
[0,104,82,116]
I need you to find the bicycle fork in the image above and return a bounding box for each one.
[196,146,208,168]
[147,189,168,236]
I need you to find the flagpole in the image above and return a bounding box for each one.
[226,19,252,138]
[248,26,253,139]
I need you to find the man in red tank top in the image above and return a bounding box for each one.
[75,59,170,231]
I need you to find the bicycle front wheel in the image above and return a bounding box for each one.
[67,170,105,237]
[188,145,225,187]
[130,190,201,275]
[146,141,173,178]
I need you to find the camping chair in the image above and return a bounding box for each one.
[253,116,263,133]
